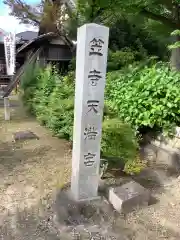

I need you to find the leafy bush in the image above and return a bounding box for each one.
[69,48,140,72]
[101,118,138,167]
[108,17,167,60]
[20,62,41,112]
[20,62,40,90]
[45,74,75,140]
[106,62,180,135]
[123,155,147,175]
[107,48,138,71]
[32,65,57,123]
[47,97,74,140]
[21,65,140,175]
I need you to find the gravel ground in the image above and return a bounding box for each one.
[0,96,180,240]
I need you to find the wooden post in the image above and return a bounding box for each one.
[4,97,10,121]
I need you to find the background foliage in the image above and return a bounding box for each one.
[105,62,180,135]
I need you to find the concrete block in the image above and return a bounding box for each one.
[108,181,150,213]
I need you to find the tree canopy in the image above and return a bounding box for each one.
[4,0,180,31]
[5,0,180,68]
[3,0,68,33]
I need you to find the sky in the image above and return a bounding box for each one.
[0,0,39,33]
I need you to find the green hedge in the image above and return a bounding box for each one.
[21,60,180,174]
[107,48,140,71]
[101,118,138,166]
[105,62,180,136]
[21,64,140,174]
[70,48,142,72]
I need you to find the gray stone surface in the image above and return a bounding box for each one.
[53,187,124,239]
[13,130,39,141]
[108,181,150,213]
[142,143,180,174]
[71,23,109,201]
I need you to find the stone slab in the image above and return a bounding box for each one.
[13,130,39,141]
[55,187,113,227]
[108,181,150,213]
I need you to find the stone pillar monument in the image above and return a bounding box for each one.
[71,23,109,201]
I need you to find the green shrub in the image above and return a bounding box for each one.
[32,65,59,123]
[20,63,41,113]
[108,17,167,60]
[20,62,40,90]
[34,69,75,138]
[124,155,147,175]
[107,48,138,71]
[46,97,74,140]
[46,85,74,140]
[21,64,141,175]
[101,118,138,167]
[69,49,139,72]
[68,57,76,71]
[106,62,180,135]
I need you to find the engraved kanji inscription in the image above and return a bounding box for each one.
[84,152,96,166]
[84,126,98,140]
[87,100,99,114]
[88,69,102,86]
[89,38,104,56]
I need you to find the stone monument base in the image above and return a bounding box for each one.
[54,186,113,227]
[53,186,124,239]
[72,194,101,203]
[61,187,101,204]
[108,181,150,213]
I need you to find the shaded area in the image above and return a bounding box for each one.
[0,140,50,178]
[1,185,180,240]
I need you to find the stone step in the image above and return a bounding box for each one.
[141,142,180,175]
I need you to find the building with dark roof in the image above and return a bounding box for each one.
[1,0,76,96]
[2,32,75,97]
[16,31,38,42]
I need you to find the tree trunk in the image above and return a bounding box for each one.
[170,35,180,71]
[170,2,180,71]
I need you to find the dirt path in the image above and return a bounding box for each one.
[0,96,180,239]
[0,96,72,239]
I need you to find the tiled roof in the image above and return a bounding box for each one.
[17,32,74,54]
[16,31,38,42]
[0,30,38,44]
